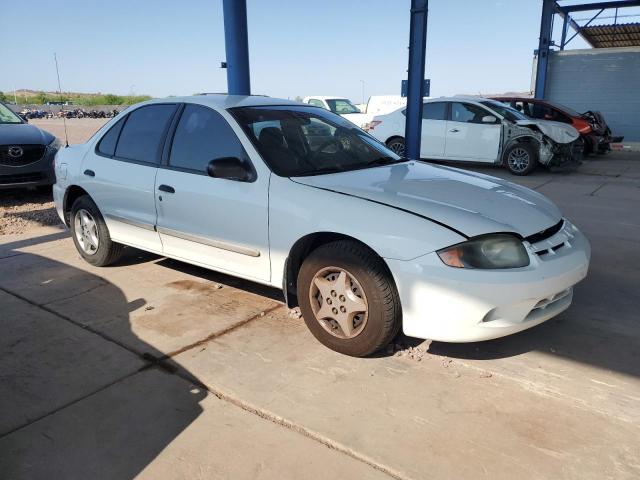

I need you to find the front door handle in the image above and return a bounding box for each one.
[158,184,175,193]
[84,169,95,177]
[449,128,460,133]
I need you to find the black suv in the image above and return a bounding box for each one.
[0,102,60,189]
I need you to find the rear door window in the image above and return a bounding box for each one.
[422,102,447,120]
[169,104,247,174]
[114,104,177,164]
[96,118,125,157]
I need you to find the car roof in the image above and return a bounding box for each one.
[303,96,350,100]
[138,95,305,110]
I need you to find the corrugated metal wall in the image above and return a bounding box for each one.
[546,47,640,142]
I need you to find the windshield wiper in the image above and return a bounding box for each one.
[363,156,406,168]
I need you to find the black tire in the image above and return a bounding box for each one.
[297,240,401,357]
[504,143,538,176]
[70,195,124,266]
[386,137,406,157]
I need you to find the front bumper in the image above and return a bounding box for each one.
[0,147,56,189]
[387,222,591,342]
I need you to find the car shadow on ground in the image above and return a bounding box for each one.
[0,235,207,480]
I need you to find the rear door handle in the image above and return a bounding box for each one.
[158,184,175,193]
[84,169,95,177]
[449,128,460,133]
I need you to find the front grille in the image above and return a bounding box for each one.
[0,144,46,167]
[0,172,46,184]
[525,220,564,244]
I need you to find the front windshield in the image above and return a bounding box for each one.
[231,105,403,177]
[543,101,581,117]
[326,99,361,114]
[480,100,528,122]
[0,103,23,124]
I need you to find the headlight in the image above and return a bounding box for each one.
[437,234,529,269]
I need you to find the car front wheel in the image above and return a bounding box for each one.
[297,240,401,357]
[70,195,124,266]
[504,143,538,176]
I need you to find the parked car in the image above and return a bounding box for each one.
[303,95,413,130]
[53,96,590,357]
[302,96,372,129]
[491,97,623,155]
[0,102,60,190]
[367,96,582,175]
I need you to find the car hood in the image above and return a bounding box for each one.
[0,123,54,145]
[515,119,579,144]
[294,161,562,238]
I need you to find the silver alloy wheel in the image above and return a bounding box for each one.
[308,267,368,339]
[507,147,530,173]
[388,140,405,156]
[74,209,100,255]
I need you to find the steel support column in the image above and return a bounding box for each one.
[222,0,251,95]
[404,0,428,160]
[534,0,555,99]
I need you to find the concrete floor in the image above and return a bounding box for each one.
[1,152,639,480]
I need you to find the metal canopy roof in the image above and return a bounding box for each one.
[580,22,640,47]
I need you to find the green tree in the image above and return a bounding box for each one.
[34,92,48,104]
[0,91,7,103]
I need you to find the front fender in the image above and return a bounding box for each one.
[269,175,464,287]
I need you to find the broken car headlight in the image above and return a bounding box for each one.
[437,234,530,269]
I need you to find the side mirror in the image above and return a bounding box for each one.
[482,115,497,124]
[207,157,255,182]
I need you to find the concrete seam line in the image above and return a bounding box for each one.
[0,367,146,439]
[40,280,109,306]
[0,251,26,261]
[163,304,284,359]
[0,285,150,361]
[175,375,414,480]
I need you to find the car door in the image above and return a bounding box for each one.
[419,101,447,158]
[444,102,500,162]
[81,103,178,253]
[155,103,270,282]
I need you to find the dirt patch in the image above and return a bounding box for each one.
[0,189,61,235]
[167,279,224,293]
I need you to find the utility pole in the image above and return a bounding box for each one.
[404,0,429,160]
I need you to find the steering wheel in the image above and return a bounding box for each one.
[308,137,343,162]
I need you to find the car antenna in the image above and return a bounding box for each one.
[54,53,69,147]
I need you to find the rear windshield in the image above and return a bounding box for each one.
[326,99,361,114]
[230,105,403,177]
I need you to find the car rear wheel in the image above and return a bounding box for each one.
[386,137,406,157]
[297,240,401,357]
[504,143,538,176]
[70,195,124,266]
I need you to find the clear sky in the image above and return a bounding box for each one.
[2,0,622,101]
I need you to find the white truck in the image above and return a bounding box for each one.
[302,95,408,129]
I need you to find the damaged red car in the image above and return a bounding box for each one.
[491,97,623,155]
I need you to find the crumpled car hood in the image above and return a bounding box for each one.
[294,161,562,238]
[515,119,579,144]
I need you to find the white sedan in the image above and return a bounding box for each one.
[367,96,582,175]
[53,96,590,357]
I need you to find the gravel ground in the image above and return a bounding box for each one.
[0,189,61,235]
[0,119,107,235]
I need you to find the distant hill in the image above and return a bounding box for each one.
[0,89,152,106]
